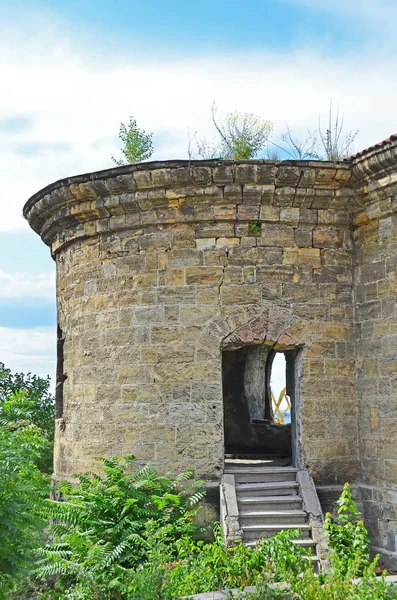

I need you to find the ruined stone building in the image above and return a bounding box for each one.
[24,134,397,567]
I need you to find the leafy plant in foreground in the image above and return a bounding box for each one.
[0,361,54,473]
[325,482,371,576]
[146,526,309,598]
[36,456,206,598]
[0,392,49,599]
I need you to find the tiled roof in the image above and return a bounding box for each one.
[346,134,397,160]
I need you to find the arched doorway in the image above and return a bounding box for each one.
[222,344,298,464]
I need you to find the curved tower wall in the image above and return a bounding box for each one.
[24,159,357,493]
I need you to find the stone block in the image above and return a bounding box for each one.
[235,163,257,182]
[196,286,220,304]
[260,224,295,247]
[196,238,216,250]
[313,228,343,248]
[276,166,300,186]
[212,165,233,184]
[179,305,219,325]
[229,246,283,266]
[216,237,241,249]
[294,228,313,247]
[280,207,300,225]
[168,248,203,268]
[213,205,237,220]
[257,164,277,184]
[141,346,159,363]
[158,287,196,305]
[260,205,279,222]
[186,266,223,285]
[325,360,355,377]
[220,285,261,305]
[116,365,146,384]
[223,266,243,284]
[165,269,186,286]
[157,344,195,363]
[256,266,293,284]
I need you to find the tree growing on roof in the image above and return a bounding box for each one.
[112,116,154,166]
[190,103,274,160]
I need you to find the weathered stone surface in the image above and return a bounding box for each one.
[24,147,397,569]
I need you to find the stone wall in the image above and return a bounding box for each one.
[24,144,397,566]
[24,159,358,488]
[352,141,397,567]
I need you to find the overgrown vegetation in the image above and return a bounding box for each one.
[1,365,395,599]
[33,466,397,600]
[115,102,359,164]
[325,482,371,576]
[280,102,359,160]
[0,364,53,599]
[35,456,206,598]
[191,103,274,160]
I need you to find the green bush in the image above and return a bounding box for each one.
[159,527,308,598]
[35,461,397,600]
[0,361,54,473]
[36,456,206,598]
[0,391,49,599]
[35,455,311,599]
[325,482,371,576]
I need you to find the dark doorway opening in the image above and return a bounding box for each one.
[222,346,295,459]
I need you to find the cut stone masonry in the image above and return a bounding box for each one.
[23,135,397,567]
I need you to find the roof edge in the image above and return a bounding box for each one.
[23,157,349,217]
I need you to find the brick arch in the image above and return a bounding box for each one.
[197,304,319,355]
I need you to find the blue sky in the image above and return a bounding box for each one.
[0,0,396,386]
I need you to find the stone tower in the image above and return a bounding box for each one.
[24,135,397,566]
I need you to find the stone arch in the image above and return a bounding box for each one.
[197,304,319,356]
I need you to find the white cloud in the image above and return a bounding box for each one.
[0,326,56,385]
[0,269,55,299]
[0,16,396,234]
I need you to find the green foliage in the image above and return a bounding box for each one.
[274,559,397,600]
[112,116,154,165]
[32,471,397,599]
[0,361,54,466]
[36,456,206,598]
[248,220,261,236]
[192,103,273,160]
[0,391,49,599]
[325,482,371,576]
[128,527,308,599]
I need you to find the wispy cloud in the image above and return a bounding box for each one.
[0,11,396,235]
[0,269,55,299]
[0,326,55,383]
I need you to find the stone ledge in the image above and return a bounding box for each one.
[23,159,355,256]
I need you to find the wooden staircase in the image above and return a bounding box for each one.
[221,459,324,569]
